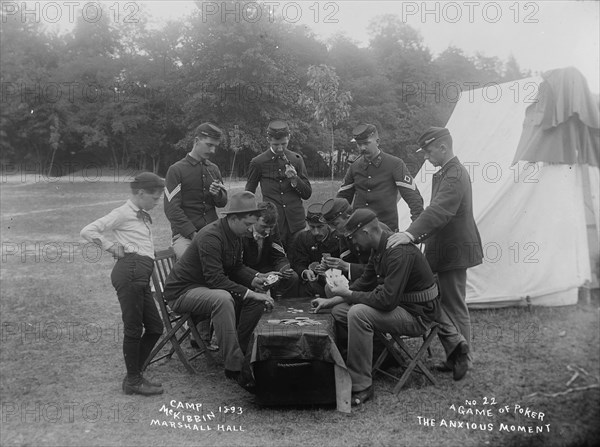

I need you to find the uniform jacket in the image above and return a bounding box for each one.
[163,218,257,302]
[406,156,483,272]
[337,151,424,231]
[347,231,440,322]
[290,228,343,277]
[242,225,290,273]
[245,149,312,234]
[164,154,228,238]
[341,221,391,280]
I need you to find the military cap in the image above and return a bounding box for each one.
[130,172,165,190]
[350,123,378,143]
[267,120,290,138]
[321,198,351,223]
[195,122,223,140]
[343,208,377,237]
[416,127,450,151]
[306,202,324,224]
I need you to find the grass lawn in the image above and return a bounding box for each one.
[1,178,599,447]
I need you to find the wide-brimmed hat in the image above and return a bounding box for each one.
[222,191,263,215]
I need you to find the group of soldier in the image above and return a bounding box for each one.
[82,118,483,406]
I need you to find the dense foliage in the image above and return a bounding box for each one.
[0,2,527,178]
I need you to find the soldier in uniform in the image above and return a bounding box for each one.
[320,197,402,285]
[163,192,275,383]
[164,122,228,259]
[393,127,483,381]
[245,120,312,249]
[242,202,299,298]
[312,209,445,405]
[290,203,343,298]
[337,123,424,231]
[164,122,228,349]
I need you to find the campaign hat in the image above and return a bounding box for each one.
[222,191,263,215]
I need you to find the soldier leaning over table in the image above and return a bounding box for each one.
[242,201,299,298]
[312,209,452,406]
[289,203,343,298]
[163,192,277,385]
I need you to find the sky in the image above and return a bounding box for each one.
[143,0,600,93]
[17,0,600,92]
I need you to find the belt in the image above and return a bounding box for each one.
[402,283,438,303]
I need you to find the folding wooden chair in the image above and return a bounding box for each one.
[372,324,439,393]
[141,247,215,374]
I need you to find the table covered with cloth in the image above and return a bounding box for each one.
[242,298,351,412]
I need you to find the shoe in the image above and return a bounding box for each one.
[191,338,220,351]
[433,361,453,373]
[351,386,374,406]
[142,375,162,387]
[123,377,164,396]
[224,369,241,381]
[450,342,469,381]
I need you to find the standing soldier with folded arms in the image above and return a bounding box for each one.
[164,122,228,259]
[337,123,424,231]
[245,120,312,249]
[81,173,165,396]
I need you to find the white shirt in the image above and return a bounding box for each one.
[80,200,155,259]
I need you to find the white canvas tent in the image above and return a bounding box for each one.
[397,68,600,308]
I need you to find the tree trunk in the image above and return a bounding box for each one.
[330,124,335,182]
[47,145,58,178]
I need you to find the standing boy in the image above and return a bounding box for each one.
[81,172,165,396]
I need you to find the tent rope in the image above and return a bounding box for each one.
[524,364,599,399]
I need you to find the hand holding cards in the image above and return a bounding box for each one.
[325,269,349,289]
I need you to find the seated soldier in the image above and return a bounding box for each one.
[242,202,299,298]
[312,209,466,406]
[320,198,400,288]
[163,192,276,382]
[290,203,343,297]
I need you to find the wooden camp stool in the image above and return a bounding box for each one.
[141,248,216,374]
[372,325,439,393]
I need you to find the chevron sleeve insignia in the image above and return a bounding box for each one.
[164,184,181,202]
[272,243,286,255]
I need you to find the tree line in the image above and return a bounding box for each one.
[0,2,528,179]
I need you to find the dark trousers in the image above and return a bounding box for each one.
[111,254,163,378]
[170,288,264,371]
[436,269,472,362]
